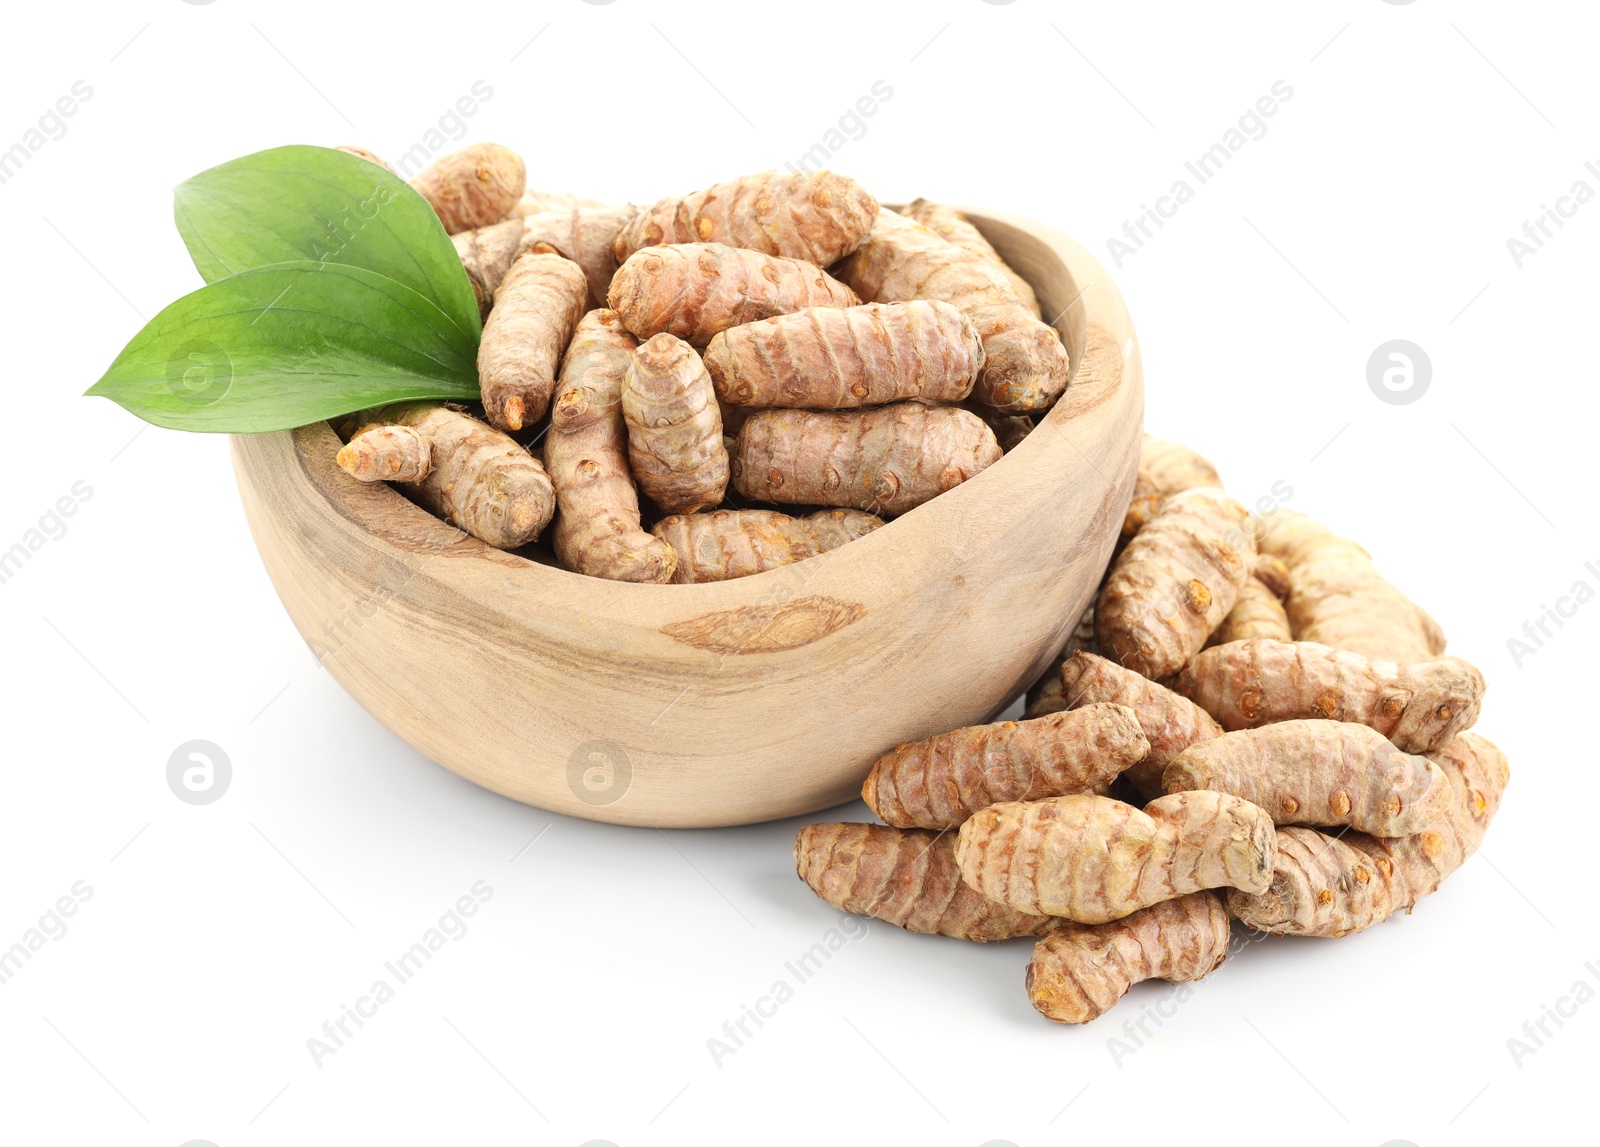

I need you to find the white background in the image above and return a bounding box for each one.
[1,2,1594,1145]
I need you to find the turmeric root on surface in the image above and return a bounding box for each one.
[703,300,982,409]
[955,790,1276,924]
[1095,487,1255,680]
[650,507,882,583]
[545,310,677,583]
[862,704,1150,831]
[609,243,860,347]
[1175,639,1485,754]
[477,251,588,431]
[1027,892,1230,1024]
[1227,733,1509,937]
[615,170,878,266]
[1140,433,1222,495]
[1120,469,1163,544]
[1162,720,1452,836]
[410,142,527,235]
[337,403,554,549]
[904,197,1041,318]
[835,210,1070,413]
[621,333,728,514]
[795,822,1057,942]
[1259,510,1446,664]
[731,404,1000,517]
[1059,652,1224,798]
[1207,553,1292,646]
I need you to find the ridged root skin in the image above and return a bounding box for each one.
[1163,719,1453,836]
[1026,892,1231,1024]
[608,243,860,347]
[862,703,1149,830]
[1174,638,1486,753]
[1095,487,1255,680]
[794,823,1056,942]
[545,309,677,583]
[615,169,878,266]
[410,142,526,235]
[730,404,1000,518]
[1226,733,1509,936]
[621,333,729,514]
[904,198,1041,317]
[651,507,882,583]
[1208,554,1293,645]
[453,219,524,319]
[1140,433,1222,495]
[834,210,1070,413]
[337,424,429,483]
[703,300,982,409]
[336,403,553,549]
[954,790,1277,924]
[477,251,588,431]
[1060,651,1223,798]
[1258,510,1447,664]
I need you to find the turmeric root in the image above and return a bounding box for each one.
[973,406,1035,454]
[621,333,728,514]
[1140,433,1222,495]
[904,197,1041,317]
[336,145,392,171]
[1174,639,1485,754]
[455,206,638,318]
[651,507,882,583]
[1259,510,1446,664]
[835,210,1070,413]
[702,300,982,409]
[794,822,1056,942]
[1059,652,1223,798]
[336,403,554,549]
[1162,720,1453,836]
[609,243,860,347]
[337,424,430,482]
[615,170,878,266]
[1207,554,1292,646]
[861,703,1149,830]
[516,205,637,309]
[545,310,677,583]
[477,251,588,431]
[731,404,1001,517]
[1120,469,1163,544]
[1095,487,1255,680]
[506,188,609,218]
[800,507,887,552]
[956,790,1276,924]
[1026,892,1230,1024]
[452,218,524,319]
[1024,605,1098,719]
[1227,733,1509,937]
[410,142,527,235]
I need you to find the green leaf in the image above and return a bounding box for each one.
[86,262,481,433]
[173,144,481,340]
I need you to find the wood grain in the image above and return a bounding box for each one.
[230,208,1145,827]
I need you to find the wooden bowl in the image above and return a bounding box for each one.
[231,209,1144,827]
